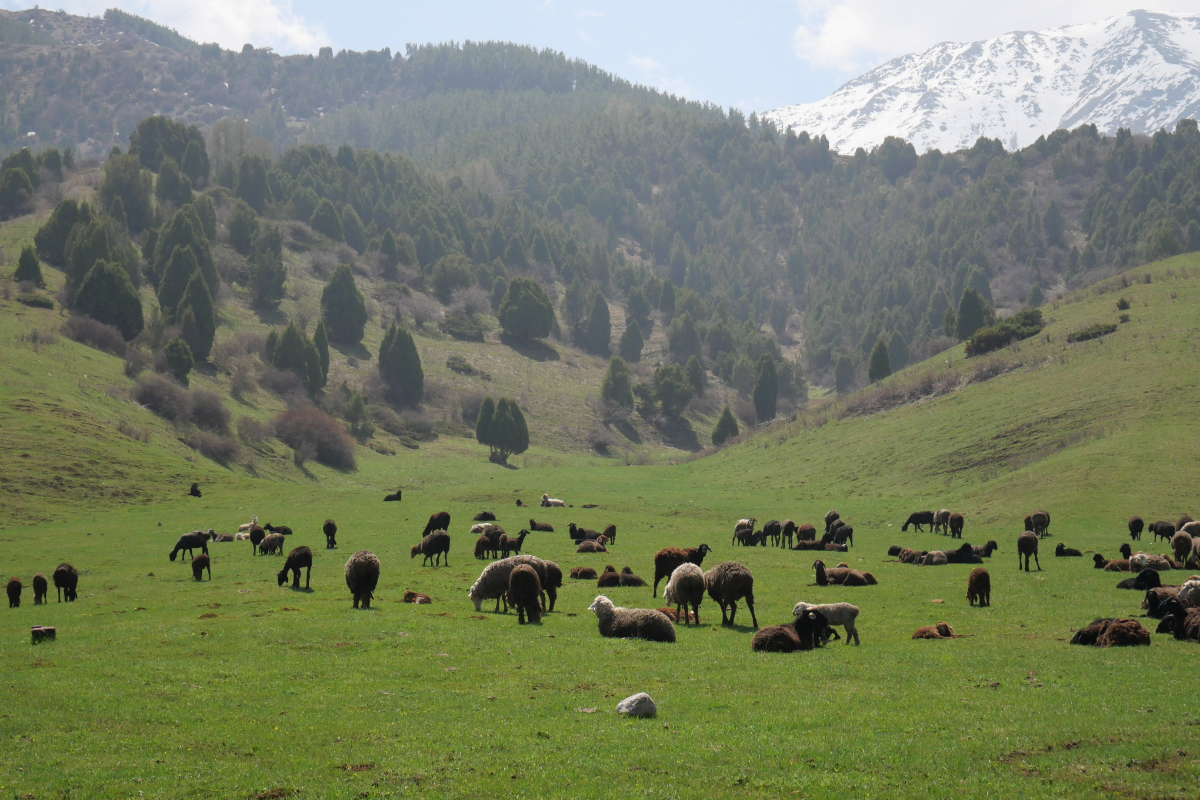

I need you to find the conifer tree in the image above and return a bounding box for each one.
[321,264,368,344]
[164,337,193,384]
[475,396,496,455]
[582,292,611,355]
[498,277,554,340]
[155,156,193,207]
[955,288,989,340]
[63,219,112,288]
[250,250,286,309]
[310,199,344,242]
[157,245,199,319]
[228,200,258,254]
[618,318,643,362]
[685,355,705,395]
[380,229,400,279]
[313,320,330,383]
[504,235,528,269]
[378,321,423,406]
[752,354,778,423]
[35,199,92,265]
[601,356,634,408]
[867,338,892,382]
[177,271,215,361]
[272,321,322,393]
[154,206,216,294]
[658,280,676,315]
[14,244,43,286]
[342,205,366,253]
[835,356,855,395]
[75,259,144,340]
[236,155,271,213]
[888,332,909,372]
[712,404,739,446]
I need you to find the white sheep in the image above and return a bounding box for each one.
[468,555,548,612]
[793,600,861,645]
[663,563,705,625]
[1130,552,1172,572]
[587,596,675,642]
[541,494,566,507]
[1179,576,1200,607]
[235,532,251,540]
[238,515,259,533]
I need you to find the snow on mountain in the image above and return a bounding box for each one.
[766,10,1200,154]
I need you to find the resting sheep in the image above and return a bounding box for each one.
[345,551,380,609]
[597,566,620,588]
[967,568,990,607]
[1017,532,1040,572]
[587,596,675,642]
[1129,552,1172,572]
[1070,618,1151,647]
[663,563,705,625]
[169,531,210,562]
[652,544,712,597]
[1116,568,1162,591]
[1159,607,1200,641]
[568,523,603,541]
[7,577,21,608]
[541,494,566,507]
[812,559,870,587]
[32,573,47,605]
[191,553,211,581]
[278,546,313,588]
[529,519,554,532]
[259,532,286,556]
[238,516,259,533]
[972,540,1000,558]
[1179,576,1200,607]
[703,561,758,627]
[421,511,451,538]
[570,567,598,580]
[577,540,607,553]
[402,590,432,604]
[1055,543,1082,557]
[902,511,934,532]
[53,564,78,602]
[473,511,497,522]
[618,566,647,587]
[264,523,292,536]
[411,530,451,566]
[506,564,543,624]
[792,600,859,645]
[384,490,402,502]
[913,622,958,639]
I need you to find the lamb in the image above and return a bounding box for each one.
[703,561,758,627]
[812,559,869,587]
[1128,516,1144,540]
[652,544,712,597]
[618,566,647,587]
[570,567,598,580]
[967,568,991,607]
[468,555,551,612]
[949,513,965,539]
[383,490,402,501]
[53,564,78,602]
[972,540,1000,558]
[402,590,432,604]
[345,550,380,609]
[663,563,705,626]
[1017,531,1040,572]
[902,511,935,532]
[597,566,621,588]
[473,511,497,522]
[587,595,676,642]
[1055,543,1082,557]
[529,519,554,532]
[278,546,313,588]
[912,622,958,639]
[734,528,765,547]
[603,524,617,544]
[474,535,493,560]
[577,540,607,553]
[1149,520,1175,543]
[824,510,840,533]
[259,532,286,556]
[1171,532,1193,565]
[1129,552,1172,572]
[189,482,202,498]
[499,530,528,557]
[32,573,47,605]
[1120,543,1133,559]
[249,525,266,555]
[7,577,21,608]
[543,562,563,612]
[792,600,860,645]
[541,494,566,507]
[506,564,543,624]
[411,530,451,567]
[421,511,451,538]
[169,531,210,562]
[264,523,292,536]
[191,554,212,581]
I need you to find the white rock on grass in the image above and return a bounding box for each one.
[616,692,656,718]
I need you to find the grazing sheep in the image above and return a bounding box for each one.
[541,494,566,507]
[1149,521,1175,543]
[384,490,403,502]
[32,573,47,605]
[597,566,621,588]
[249,525,266,555]
[967,568,991,607]
[259,533,286,556]
[703,561,758,627]
[1030,510,1051,539]
[618,566,647,587]
[933,509,952,535]
[543,561,563,612]
[421,511,451,538]
[402,590,432,604]
[411,530,451,567]
[468,555,551,613]
[734,528,766,546]
[1017,531,1040,572]
[972,540,1000,558]
[652,544,713,597]
[587,596,676,642]
[278,547,313,588]
[812,559,869,587]
[1171,532,1193,565]
[529,519,554,532]
[169,531,210,562]
[792,600,860,645]
[577,540,608,553]
[1129,552,1172,572]
[474,511,497,522]
[264,523,293,536]
[570,567,598,580]
[1178,515,1194,531]
[191,554,212,581]
[902,511,935,532]
[833,526,855,548]
[824,510,840,533]
[1129,516,1144,540]
[474,535,492,560]
[656,607,697,624]
[506,564,543,624]
[7,578,22,608]
[663,563,705,626]
[779,520,798,548]
[947,513,965,539]
[1181,521,1200,537]
[53,564,78,602]
[1055,543,1082,557]
[345,551,381,609]
[499,530,528,557]
[603,524,617,544]
[912,622,958,639]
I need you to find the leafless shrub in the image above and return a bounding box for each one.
[123,347,152,378]
[968,356,1021,384]
[923,335,958,360]
[214,246,249,285]
[237,415,274,444]
[400,408,437,438]
[274,407,357,470]
[309,249,338,279]
[587,426,624,455]
[184,429,241,466]
[399,291,443,329]
[117,420,151,443]
[133,374,189,421]
[422,378,451,405]
[231,359,258,398]
[450,285,491,318]
[63,315,126,357]
[257,366,307,401]
[16,328,58,352]
[189,390,232,434]
[458,389,487,425]
[211,332,266,372]
[733,396,757,427]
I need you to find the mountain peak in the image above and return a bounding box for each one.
[766,10,1200,154]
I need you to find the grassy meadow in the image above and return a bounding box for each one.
[2,239,1200,798]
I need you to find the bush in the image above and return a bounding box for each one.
[123,347,152,378]
[441,310,485,341]
[1116,297,1131,311]
[164,337,194,384]
[258,365,307,399]
[237,415,274,444]
[132,373,189,421]
[964,309,1045,357]
[16,292,54,308]
[184,429,240,466]
[1119,313,1131,324]
[62,315,127,357]
[189,389,231,434]
[1067,322,1118,343]
[458,389,487,425]
[274,407,357,470]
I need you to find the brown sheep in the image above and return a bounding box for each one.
[1171,532,1193,565]
[597,566,621,588]
[543,562,562,612]
[529,519,554,532]
[259,532,286,556]
[32,573,47,605]
[1178,515,1195,531]
[402,590,432,604]
[506,564,542,624]
[499,530,528,557]
[703,561,758,627]
[618,566,647,587]
[779,520,798,548]
[170,531,210,562]
[791,539,827,551]
[967,568,990,607]
[603,524,617,544]
[7,577,21,608]
[473,511,497,522]
[53,564,78,602]
[278,546,313,588]
[751,624,802,652]
[474,535,492,560]
[1104,559,1132,572]
[912,622,957,639]
[796,523,817,541]
[345,550,381,609]
[812,559,868,587]
[1128,516,1144,541]
[411,530,451,566]
[1017,531,1040,572]
[652,544,712,597]
[577,540,608,554]
[1149,520,1176,543]
[1030,510,1051,538]
[570,567,598,580]
[422,511,451,538]
[949,513,965,539]
[762,520,782,546]
[191,554,212,581]
[1096,618,1151,647]
[824,510,840,533]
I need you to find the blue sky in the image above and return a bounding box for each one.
[4,1,1196,112]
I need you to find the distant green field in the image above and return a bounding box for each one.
[2,244,1199,797]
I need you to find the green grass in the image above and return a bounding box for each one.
[2,229,1200,796]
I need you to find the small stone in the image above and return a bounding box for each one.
[616,692,657,718]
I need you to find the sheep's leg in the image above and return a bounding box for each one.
[746,596,758,629]
[1034,552,1041,571]
[691,602,700,626]
[652,577,661,598]
[305,566,310,589]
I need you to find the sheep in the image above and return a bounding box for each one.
[568,523,603,541]
[169,531,210,562]
[264,523,292,536]
[1030,510,1051,538]
[7,578,21,608]
[345,551,380,609]
[1055,543,1083,557]
[652,544,712,597]
[238,516,260,533]
[751,624,802,652]
[791,539,828,551]
[474,535,492,560]
[663,563,705,626]
[32,573,47,605]
[1179,577,1200,607]
[703,561,758,627]
[934,509,951,534]
[972,540,1000,558]
[1171,532,1193,565]
[235,532,250,541]
[922,551,948,566]
[762,520,782,547]
[577,540,607,553]
[967,568,991,607]
[506,564,543,624]
[189,482,202,498]
[249,525,266,555]
[499,530,528,557]
[570,567,598,580]
[1116,568,1162,590]
[383,490,402,501]
[796,522,817,541]
[833,526,855,548]
[1142,587,1181,617]
[912,622,958,639]
[824,510,840,533]
[214,533,235,542]
[1129,552,1172,572]
[812,559,869,586]
[603,524,617,544]
[1104,559,1132,572]
[541,494,566,507]
[1120,542,1133,559]
[421,511,451,538]
[529,519,554,532]
[735,517,757,533]
[1097,618,1151,647]
[1178,515,1195,531]
[779,520,798,548]
[1159,607,1200,641]
[587,596,676,642]
[411,530,451,567]
[259,533,286,556]
[53,564,78,602]
[897,547,927,564]
[402,590,432,604]
[597,566,621,588]
[948,513,965,539]
[1070,619,1114,646]
[734,528,765,546]
[543,562,563,612]
[792,600,860,645]
[1017,531,1040,571]
[191,554,212,581]
[473,511,497,522]
[618,566,647,587]
[468,555,551,613]
[1129,516,1144,541]
[902,511,934,532]
[828,519,846,537]
[1093,553,1109,569]
[278,546,313,588]
[1149,520,1175,543]
[1181,521,1200,537]
[656,607,697,624]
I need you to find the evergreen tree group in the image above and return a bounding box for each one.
[474,396,530,464]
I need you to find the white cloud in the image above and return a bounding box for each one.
[792,0,1198,71]
[2,0,324,53]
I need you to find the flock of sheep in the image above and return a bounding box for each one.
[6,563,78,608]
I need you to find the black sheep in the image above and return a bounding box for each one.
[189,482,202,498]
[32,573,48,604]
[762,520,782,547]
[384,490,402,502]
[170,531,210,562]
[421,511,451,538]
[191,554,211,581]
[53,563,78,602]
[278,546,313,588]
[473,511,497,522]
[7,577,21,608]
[902,511,934,532]
[506,564,543,624]
[264,523,293,536]
[323,519,338,549]
[1149,521,1175,543]
[1055,543,1082,557]
[249,525,266,555]
[1128,516,1144,541]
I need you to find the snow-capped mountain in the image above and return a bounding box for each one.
[766,10,1200,154]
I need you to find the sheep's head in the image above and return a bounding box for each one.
[791,601,812,617]
[697,544,711,556]
[1120,543,1133,558]
[935,622,954,637]
[1093,553,1107,567]
[410,544,422,559]
[588,596,612,615]
[467,589,483,611]
[812,559,825,569]
[542,494,550,500]
[277,571,287,587]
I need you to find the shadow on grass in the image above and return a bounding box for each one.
[612,418,641,444]
[253,306,289,327]
[500,332,560,361]
[330,340,372,361]
[658,416,702,452]
[287,586,315,594]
